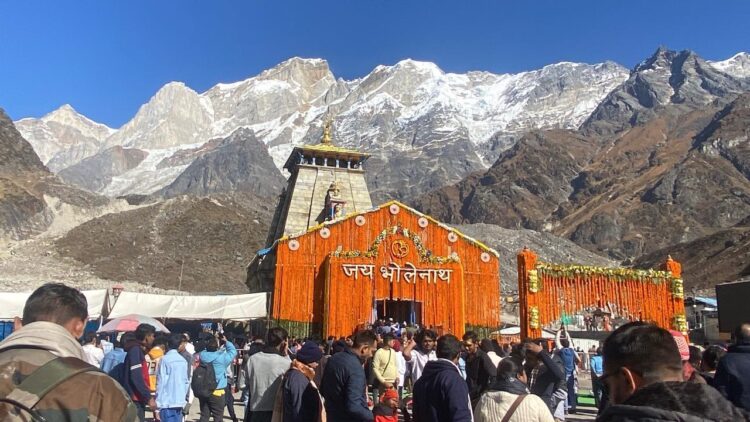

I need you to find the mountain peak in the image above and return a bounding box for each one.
[264,57,331,76]
[43,103,80,120]
[710,52,750,79]
[394,58,442,71]
[40,104,114,133]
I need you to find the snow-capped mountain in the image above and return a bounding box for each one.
[583,48,750,136]
[15,51,748,200]
[15,105,114,172]
[22,57,630,199]
[710,52,750,79]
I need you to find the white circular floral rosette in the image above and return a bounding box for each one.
[320,227,331,239]
[288,239,300,251]
[355,215,366,226]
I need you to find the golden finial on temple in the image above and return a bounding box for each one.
[321,118,333,145]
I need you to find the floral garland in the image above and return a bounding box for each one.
[332,225,460,264]
[535,262,676,283]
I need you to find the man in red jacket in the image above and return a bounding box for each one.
[123,323,157,421]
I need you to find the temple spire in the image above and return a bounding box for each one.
[321,118,333,145]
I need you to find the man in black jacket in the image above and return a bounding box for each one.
[524,338,565,415]
[413,334,472,422]
[714,322,750,411]
[597,321,749,421]
[320,330,376,422]
[462,331,497,407]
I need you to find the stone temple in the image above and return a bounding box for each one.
[247,120,501,338]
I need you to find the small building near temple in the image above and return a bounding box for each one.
[247,120,501,339]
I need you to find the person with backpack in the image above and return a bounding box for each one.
[156,334,190,422]
[0,283,136,421]
[196,332,237,421]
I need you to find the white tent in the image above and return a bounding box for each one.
[108,291,267,320]
[0,290,108,321]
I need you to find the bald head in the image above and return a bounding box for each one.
[734,323,750,345]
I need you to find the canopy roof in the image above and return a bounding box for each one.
[108,291,267,320]
[0,290,108,321]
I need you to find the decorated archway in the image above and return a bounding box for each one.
[517,247,687,339]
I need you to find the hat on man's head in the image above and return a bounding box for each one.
[380,388,398,402]
[296,341,323,364]
[669,330,690,361]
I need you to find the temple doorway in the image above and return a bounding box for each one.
[376,299,421,325]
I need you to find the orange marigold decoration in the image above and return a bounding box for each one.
[517,248,687,339]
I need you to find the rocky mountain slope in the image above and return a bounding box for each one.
[55,194,274,293]
[582,48,750,137]
[17,57,630,201]
[0,108,53,239]
[633,216,750,290]
[413,49,750,265]
[157,128,286,199]
[58,146,148,192]
[456,223,615,292]
[0,108,107,240]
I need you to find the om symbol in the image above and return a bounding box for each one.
[390,240,409,258]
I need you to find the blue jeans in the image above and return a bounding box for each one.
[160,407,183,422]
[566,373,577,410]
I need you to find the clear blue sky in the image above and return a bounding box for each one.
[1,0,748,127]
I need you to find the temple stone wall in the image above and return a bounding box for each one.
[281,164,373,236]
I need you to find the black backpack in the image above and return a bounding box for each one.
[191,359,217,399]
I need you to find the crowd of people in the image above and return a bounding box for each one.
[2,283,750,422]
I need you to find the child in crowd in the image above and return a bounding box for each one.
[373,388,400,422]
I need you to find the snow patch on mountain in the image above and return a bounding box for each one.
[709,52,750,79]
[14,104,115,171]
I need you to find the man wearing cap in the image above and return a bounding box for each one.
[279,341,325,422]
[669,329,706,384]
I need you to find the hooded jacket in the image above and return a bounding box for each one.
[0,321,137,421]
[412,358,473,422]
[713,343,750,411]
[597,381,750,422]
